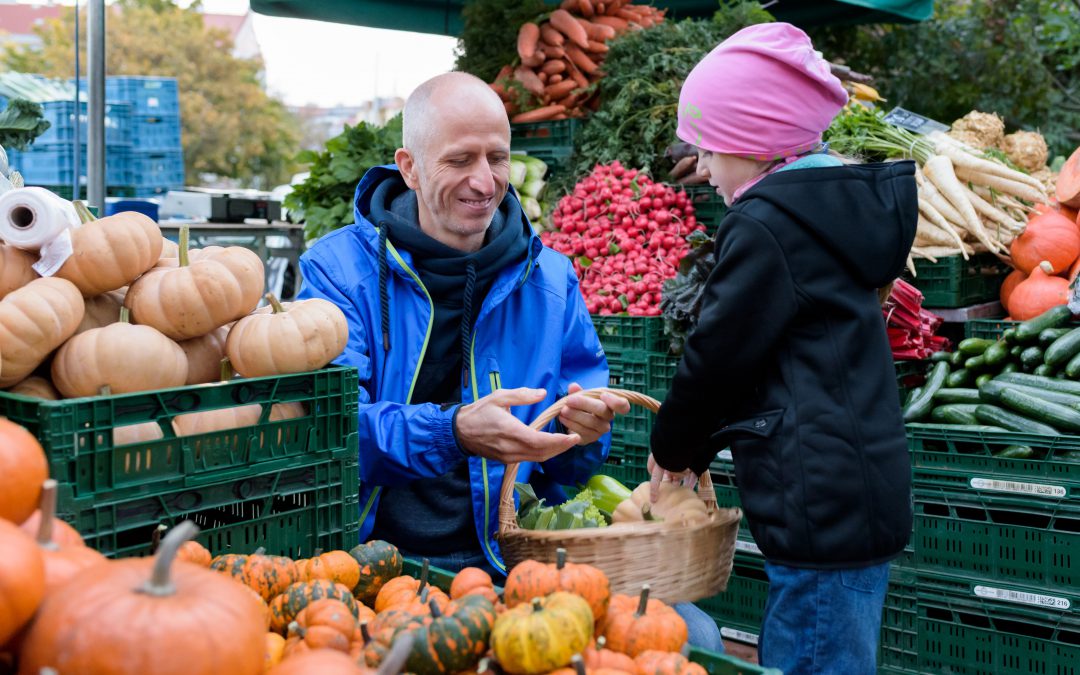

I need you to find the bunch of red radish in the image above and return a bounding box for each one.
[541,161,706,316]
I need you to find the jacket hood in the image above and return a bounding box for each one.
[739,160,918,288]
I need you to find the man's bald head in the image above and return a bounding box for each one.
[402,72,509,166]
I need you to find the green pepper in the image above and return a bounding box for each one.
[585,474,633,513]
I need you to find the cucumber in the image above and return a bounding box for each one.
[933,388,983,404]
[1002,327,1018,343]
[929,351,952,363]
[997,372,1080,396]
[974,405,1059,435]
[983,341,1010,367]
[1059,450,1080,462]
[903,386,923,407]
[906,422,1009,433]
[1045,326,1080,368]
[997,386,1080,432]
[1021,346,1045,371]
[1001,362,1020,374]
[975,373,993,388]
[949,351,966,368]
[1010,345,1023,358]
[903,361,950,422]
[1066,352,1080,379]
[958,338,995,356]
[1034,363,1057,377]
[945,369,972,388]
[930,404,981,425]
[1040,327,1074,345]
[993,445,1036,459]
[1015,305,1073,343]
[965,355,988,372]
[991,382,1080,408]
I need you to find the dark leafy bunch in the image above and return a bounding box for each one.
[809,0,1080,158]
[284,115,402,243]
[453,0,549,83]
[0,99,50,152]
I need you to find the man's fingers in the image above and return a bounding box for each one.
[488,387,547,408]
[600,392,632,414]
[562,392,610,419]
[649,463,665,503]
[567,382,584,394]
[559,407,609,436]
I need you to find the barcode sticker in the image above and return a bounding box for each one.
[973,585,1071,610]
[969,477,1066,498]
[735,539,763,556]
[717,449,733,461]
[720,627,759,645]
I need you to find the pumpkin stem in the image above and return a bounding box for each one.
[556,547,567,570]
[1039,260,1055,275]
[636,584,650,617]
[418,558,430,595]
[73,200,97,223]
[428,599,443,618]
[570,654,586,675]
[265,293,286,314]
[360,621,372,645]
[253,547,266,556]
[531,598,543,612]
[597,636,608,650]
[119,306,130,325]
[138,520,199,597]
[376,632,415,675]
[419,586,430,604]
[219,357,234,383]
[641,503,657,521]
[288,621,306,639]
[178,226,190,268]
[35,479,59,551]
[149,523,166,554]
[99,385,112,397]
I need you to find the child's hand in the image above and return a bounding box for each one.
[647,453,698,503]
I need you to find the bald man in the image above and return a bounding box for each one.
[296,72,629,576]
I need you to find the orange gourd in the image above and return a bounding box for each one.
[583,637,637,672]
[264,632,286,671]
[31,480,107,593]
[600,585,687,657]
[633,651,707,675]
[303,551,361,592]
[1000,268,1027,313]
[268,649,369,675]
[504,548,610,623]
[451,566,500,605]
[176,540,213,567]
[7,376,60,401]
[55,208,164,297]
[0,518,45,645]
[1007,261,1071,321]
[1010,207,1080,275]
[0,418,48,524]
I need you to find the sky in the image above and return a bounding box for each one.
[16,0,460,108]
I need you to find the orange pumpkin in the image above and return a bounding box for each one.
[1000,268,1027,312]
[584,637,637,672]
[0,276,85,388]
[0,244,37,300]
[55,209,164,297]
[30,479,107,593]
[178,323,232,385]
[374,564,450,614]
[1007,261,1071,321]
[225,294,348,377]
[284,598,359,656]
[75,288,126,335]
[20,506,84,547]
[268,648,370,675]
[549,654,635,675]
[18,521,267,674]
[600,585,687,657]
[7,376,60,401]
[0,418,48,524]
[504,548,610,623]
[268,580,363,634]
[264,632,286,671]
[211,547,300,602]
[633,651,707,675]
[304,550,362,591]
[176,540,213,567]
[1010,207,1080,275]
[451,567,495,599]
[0,518,45,645]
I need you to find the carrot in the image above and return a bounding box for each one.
[541,60,566,75]
[587,21,616,41]
[517,23,541,61]
[560,0,577,9]
[513,66,545,97]
[597,2,606,13]
[504,101,517,116]
[668,156,697,181]
[953,165,1048,204]
[550,9,590,49]
[541,43,566,59]
[540,25,564,47]
[592,16,629,32]
[604,0,627,13]
[587,40,609,54]
[545,79,579,101]
[578,0,595,18]
[549,73,564,84]
[490,82,509,102]
[1057,146,1080,209]
[924,155,1004,254]
[565,60,590,89]
[512,105,566,124]
[538,71,549,85]
[521,52,544,68]
[565,45,599,76]
[555,92,580,109]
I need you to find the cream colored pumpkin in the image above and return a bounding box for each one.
[173,401,304,437]
[0,244,38,300]
[55,211,164,297]
[611,482,708,526]
[0,277,84,388]
[113,422,165,446]
[75,288,126,335]
[159,238,180,260]
[226,295,348,378]
[8,376,60,400]
[51,311,188,398]
[125,229,264,341]
[178,324,232,385]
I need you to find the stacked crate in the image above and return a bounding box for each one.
[0,367,360,559]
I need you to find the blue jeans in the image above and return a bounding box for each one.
[675,602,726,653]
[759,561,890,675]
[400,548,502,579]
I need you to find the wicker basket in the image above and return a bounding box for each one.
[497,388,742,604]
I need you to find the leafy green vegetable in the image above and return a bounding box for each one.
[515,483,608,530]
[284,114,402,243]
[660,230,716,355]
[0,99,50,152]
[822,104,931,163]
[454,0,548,83]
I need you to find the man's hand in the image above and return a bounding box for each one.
[559,383,631,446]
[456,387,581,463]
[648,453,698,503]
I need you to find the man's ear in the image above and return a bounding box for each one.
[395,148,420,190]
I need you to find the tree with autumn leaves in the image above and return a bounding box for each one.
[3,0,300,188]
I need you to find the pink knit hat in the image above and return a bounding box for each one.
[677,23,848,161]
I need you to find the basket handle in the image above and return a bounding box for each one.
[496,387,717,536]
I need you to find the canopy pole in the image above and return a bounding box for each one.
[73,0,80,200]
[87,0,105,210]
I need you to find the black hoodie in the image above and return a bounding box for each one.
[650,160,918,569]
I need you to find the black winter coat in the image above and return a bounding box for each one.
[650,160,918,568]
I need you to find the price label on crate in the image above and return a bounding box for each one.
[883,107,950,135]
[734,539,763,557]
[717,449,733,462]
[720,627,760,645]
[974,585,1071,610]
[969,477,1067,498]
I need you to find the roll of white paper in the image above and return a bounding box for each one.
[0,187,79,252]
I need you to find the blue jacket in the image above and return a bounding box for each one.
[297,165,611,573]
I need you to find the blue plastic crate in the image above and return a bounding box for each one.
[130,114,181,152]
[28,100,132,147]
[73,76,179,116]
[8,144,130,186]
[130,150,184,193]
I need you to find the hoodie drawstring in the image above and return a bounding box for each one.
[461,261,477,388]
[378,226,391,352]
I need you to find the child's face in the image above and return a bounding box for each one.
[696,150,773,206]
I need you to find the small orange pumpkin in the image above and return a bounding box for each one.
[7,376,60,401]
[284,598,359,656]
[55,208,164,297]
[31,479,107,593]
[1007,261,1071,321]
[633,650,707,675]
[601,585,687,657]
[0,418,48,524]
[1000,268,1027,312]
[304,550,362,591]
[268,648,370,675]
[0,518,45,645]
[264,632,286,671]
[1010,207,1080,275]
[504,548,610,623]
[584,637,637,672]
[374,560,449,613]
[176,540,212,567]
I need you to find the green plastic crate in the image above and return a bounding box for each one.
[906,253,1011,308]
[913,585,1080,674]
[894,359,927,405]
[964,317,1019,340]
[877,567,919,674]
[677,183,727,235]
[593,315,669,355]
[0,366,359,509]
[912,487,1080,596]
[647,352,680,398]
[600,442,649,485]
[510,119,581,175]
[906,425,1080,496]
[94,447,358,558]
[695,553,769,643]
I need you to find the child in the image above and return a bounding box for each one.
[648,23,916,674]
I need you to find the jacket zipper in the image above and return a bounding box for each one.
[472,333,507,573]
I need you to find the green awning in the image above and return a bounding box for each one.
[250,0,934,36]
